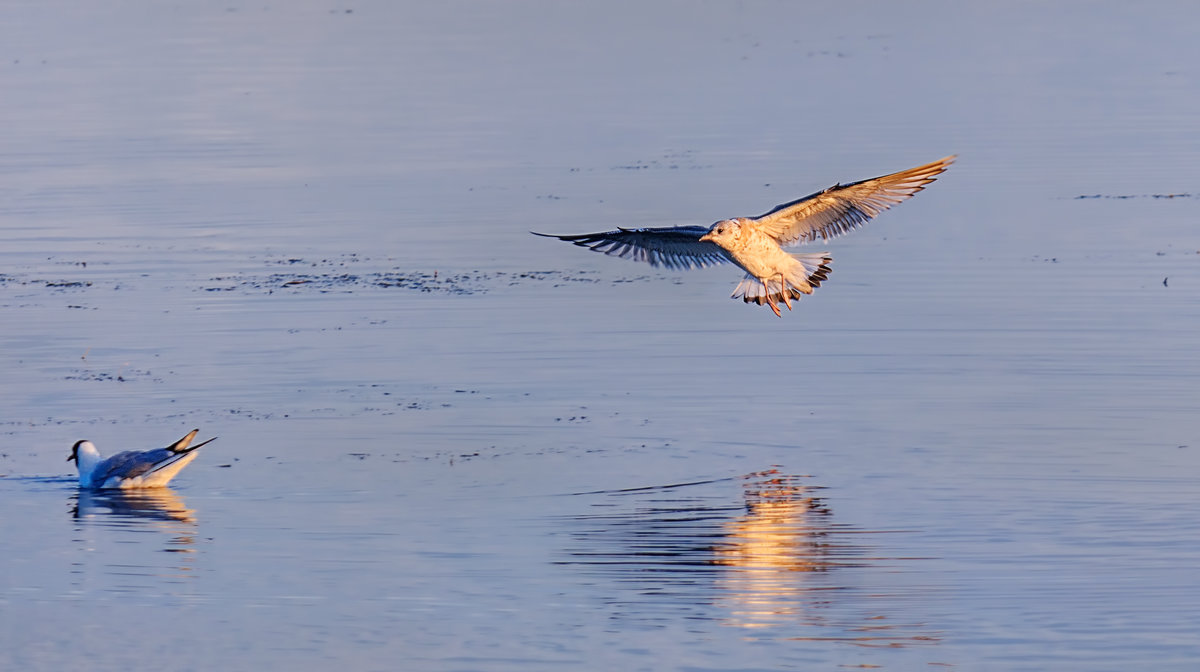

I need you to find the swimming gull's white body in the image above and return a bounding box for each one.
[68,429,215,489]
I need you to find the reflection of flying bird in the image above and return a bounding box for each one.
[714,474,834,629]
[67,429,215,489]
[535,156,954,316]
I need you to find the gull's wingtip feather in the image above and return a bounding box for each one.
[189,436,218,451]
[925,154,957,170]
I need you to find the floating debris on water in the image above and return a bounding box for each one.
[203,264,623,296]
[1073,193,1194,200]
[64,367,160,383]
[0,254,669,303]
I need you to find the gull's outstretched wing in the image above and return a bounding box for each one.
[750,156,955,246]
[532,226,731,270]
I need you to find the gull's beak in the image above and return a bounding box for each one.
[698,232,713,242]
[66,452,75,462]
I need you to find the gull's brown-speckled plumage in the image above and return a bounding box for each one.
[535,156,954,316]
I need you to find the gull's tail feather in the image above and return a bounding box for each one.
[731,253,832,312]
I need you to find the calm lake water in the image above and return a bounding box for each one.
[2,1,1199,670]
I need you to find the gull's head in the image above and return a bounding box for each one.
[67,440,94,463]
[699,218,746,247]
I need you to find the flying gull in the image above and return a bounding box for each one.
[534,155,954,316]
[68,429,215,489]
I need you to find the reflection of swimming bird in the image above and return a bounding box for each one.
[67,429,215,489]
[73,489,200,573]
[75,487,197,525]
[534,156,954,316]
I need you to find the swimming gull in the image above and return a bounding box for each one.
[534,155,954,316]
[68,428,215,489]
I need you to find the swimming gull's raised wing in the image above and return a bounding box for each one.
[532,226,731,271]
[89,433,217,485]
[91,448,190,483]
[750,155,955,246]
